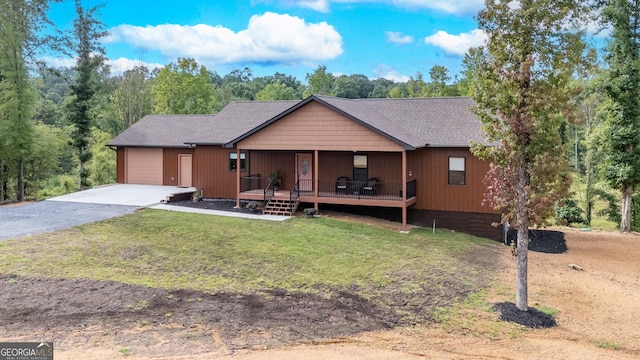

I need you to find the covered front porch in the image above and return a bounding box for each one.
[234,150,417,231]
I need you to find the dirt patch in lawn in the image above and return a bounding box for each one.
[2,224,639,359]
[0,238,497,359]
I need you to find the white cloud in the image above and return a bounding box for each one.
[424,29,487,56]
[40,56,76,69]
[108,57,164,75]
[292,0,330,12]
[386,31,414,44]
[273,0,483,15]
[108,12,343,66]
[373,64,410,82]
[39,56,163,75]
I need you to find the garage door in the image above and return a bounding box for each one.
[126,148,163,185]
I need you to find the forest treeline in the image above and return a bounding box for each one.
[2,0,640,232]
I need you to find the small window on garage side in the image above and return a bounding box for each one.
[229,152,246,172]
[448,157,465,185]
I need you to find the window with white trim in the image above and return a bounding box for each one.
[448,157,465,185]
[229,152,246,172]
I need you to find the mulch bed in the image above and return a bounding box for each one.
[493,302,557,328]
[506,229,568,254]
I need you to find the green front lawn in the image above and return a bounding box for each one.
[0,209,500,322]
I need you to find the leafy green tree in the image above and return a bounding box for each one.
[255,82,297,100]
[425,65,455,97]
[592,0,640,232]
[111,66,153,133]
[24,124,66,198]
[369,78,395,98]
[471,0,588,311]
[88,127,115,185]
[348,74,374,98]
[0,0,55,201]
[67,0,107,190]
[153,58,215,114]
[303,65,333,97]
[331,75,360,98]
[388,85,406,98]
[406,72,428,98]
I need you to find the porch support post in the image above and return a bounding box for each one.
[314,149,319,210]
[235,148,241,208]
[402,150,407,232]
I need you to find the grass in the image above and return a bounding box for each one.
[118,347,133,356]
[0,209,493,297]
[569,174,619,231]
[595,339,620,350]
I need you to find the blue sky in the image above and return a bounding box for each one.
[45,1,501,82]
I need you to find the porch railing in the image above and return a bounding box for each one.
[241,176,417,202]
[317,180,404,200]
[241,174,263,192]
[291,180,301,200]
[406,179,417,199]
[264,179,275,203]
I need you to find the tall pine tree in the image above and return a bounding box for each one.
[594,0,640,232]
[67,0,107,189]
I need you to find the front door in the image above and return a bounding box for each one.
[178,154,193,187]
[296,153,312,191]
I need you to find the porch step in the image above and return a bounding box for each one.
[263,198,299,216]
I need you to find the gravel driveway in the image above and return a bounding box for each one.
[0,201,137,241]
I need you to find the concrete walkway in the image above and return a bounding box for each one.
[150,204,289,221]
[49,184,290,221]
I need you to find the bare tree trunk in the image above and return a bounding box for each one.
[516,163,529,311]
[620,184,633,232]
[16,158,25,202]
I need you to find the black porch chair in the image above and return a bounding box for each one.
[335,176,350,193]
[360,177,378,196]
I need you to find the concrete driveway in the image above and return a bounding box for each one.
[47,184,196,206]
[0,184,195,240]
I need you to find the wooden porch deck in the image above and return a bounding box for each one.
[239,189,416,208]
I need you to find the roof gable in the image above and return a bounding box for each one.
[237,100,404,152]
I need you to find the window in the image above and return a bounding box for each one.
[353,154,368,182]
[229,152,246,172]
[448,157,465,185]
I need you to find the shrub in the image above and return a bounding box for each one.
[556,198,584,226]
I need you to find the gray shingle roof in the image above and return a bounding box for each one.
[107,115,215,147]
[317,96,488,148]
[187,100,298,145]
[108,96,487,149]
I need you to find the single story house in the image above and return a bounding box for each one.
[108,95,501,240]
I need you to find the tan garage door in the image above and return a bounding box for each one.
[126,148,163,185]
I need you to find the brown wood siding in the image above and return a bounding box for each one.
[247,151,296,189]
[368,152,402,184]
[318,152,352,187]
[317,152,402,191]
[238,102,404,152]
[163,148,195,186]
[193,146,241,199]
[116,148,125,183]
[407,148,496,214]
[408,209,503,241]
